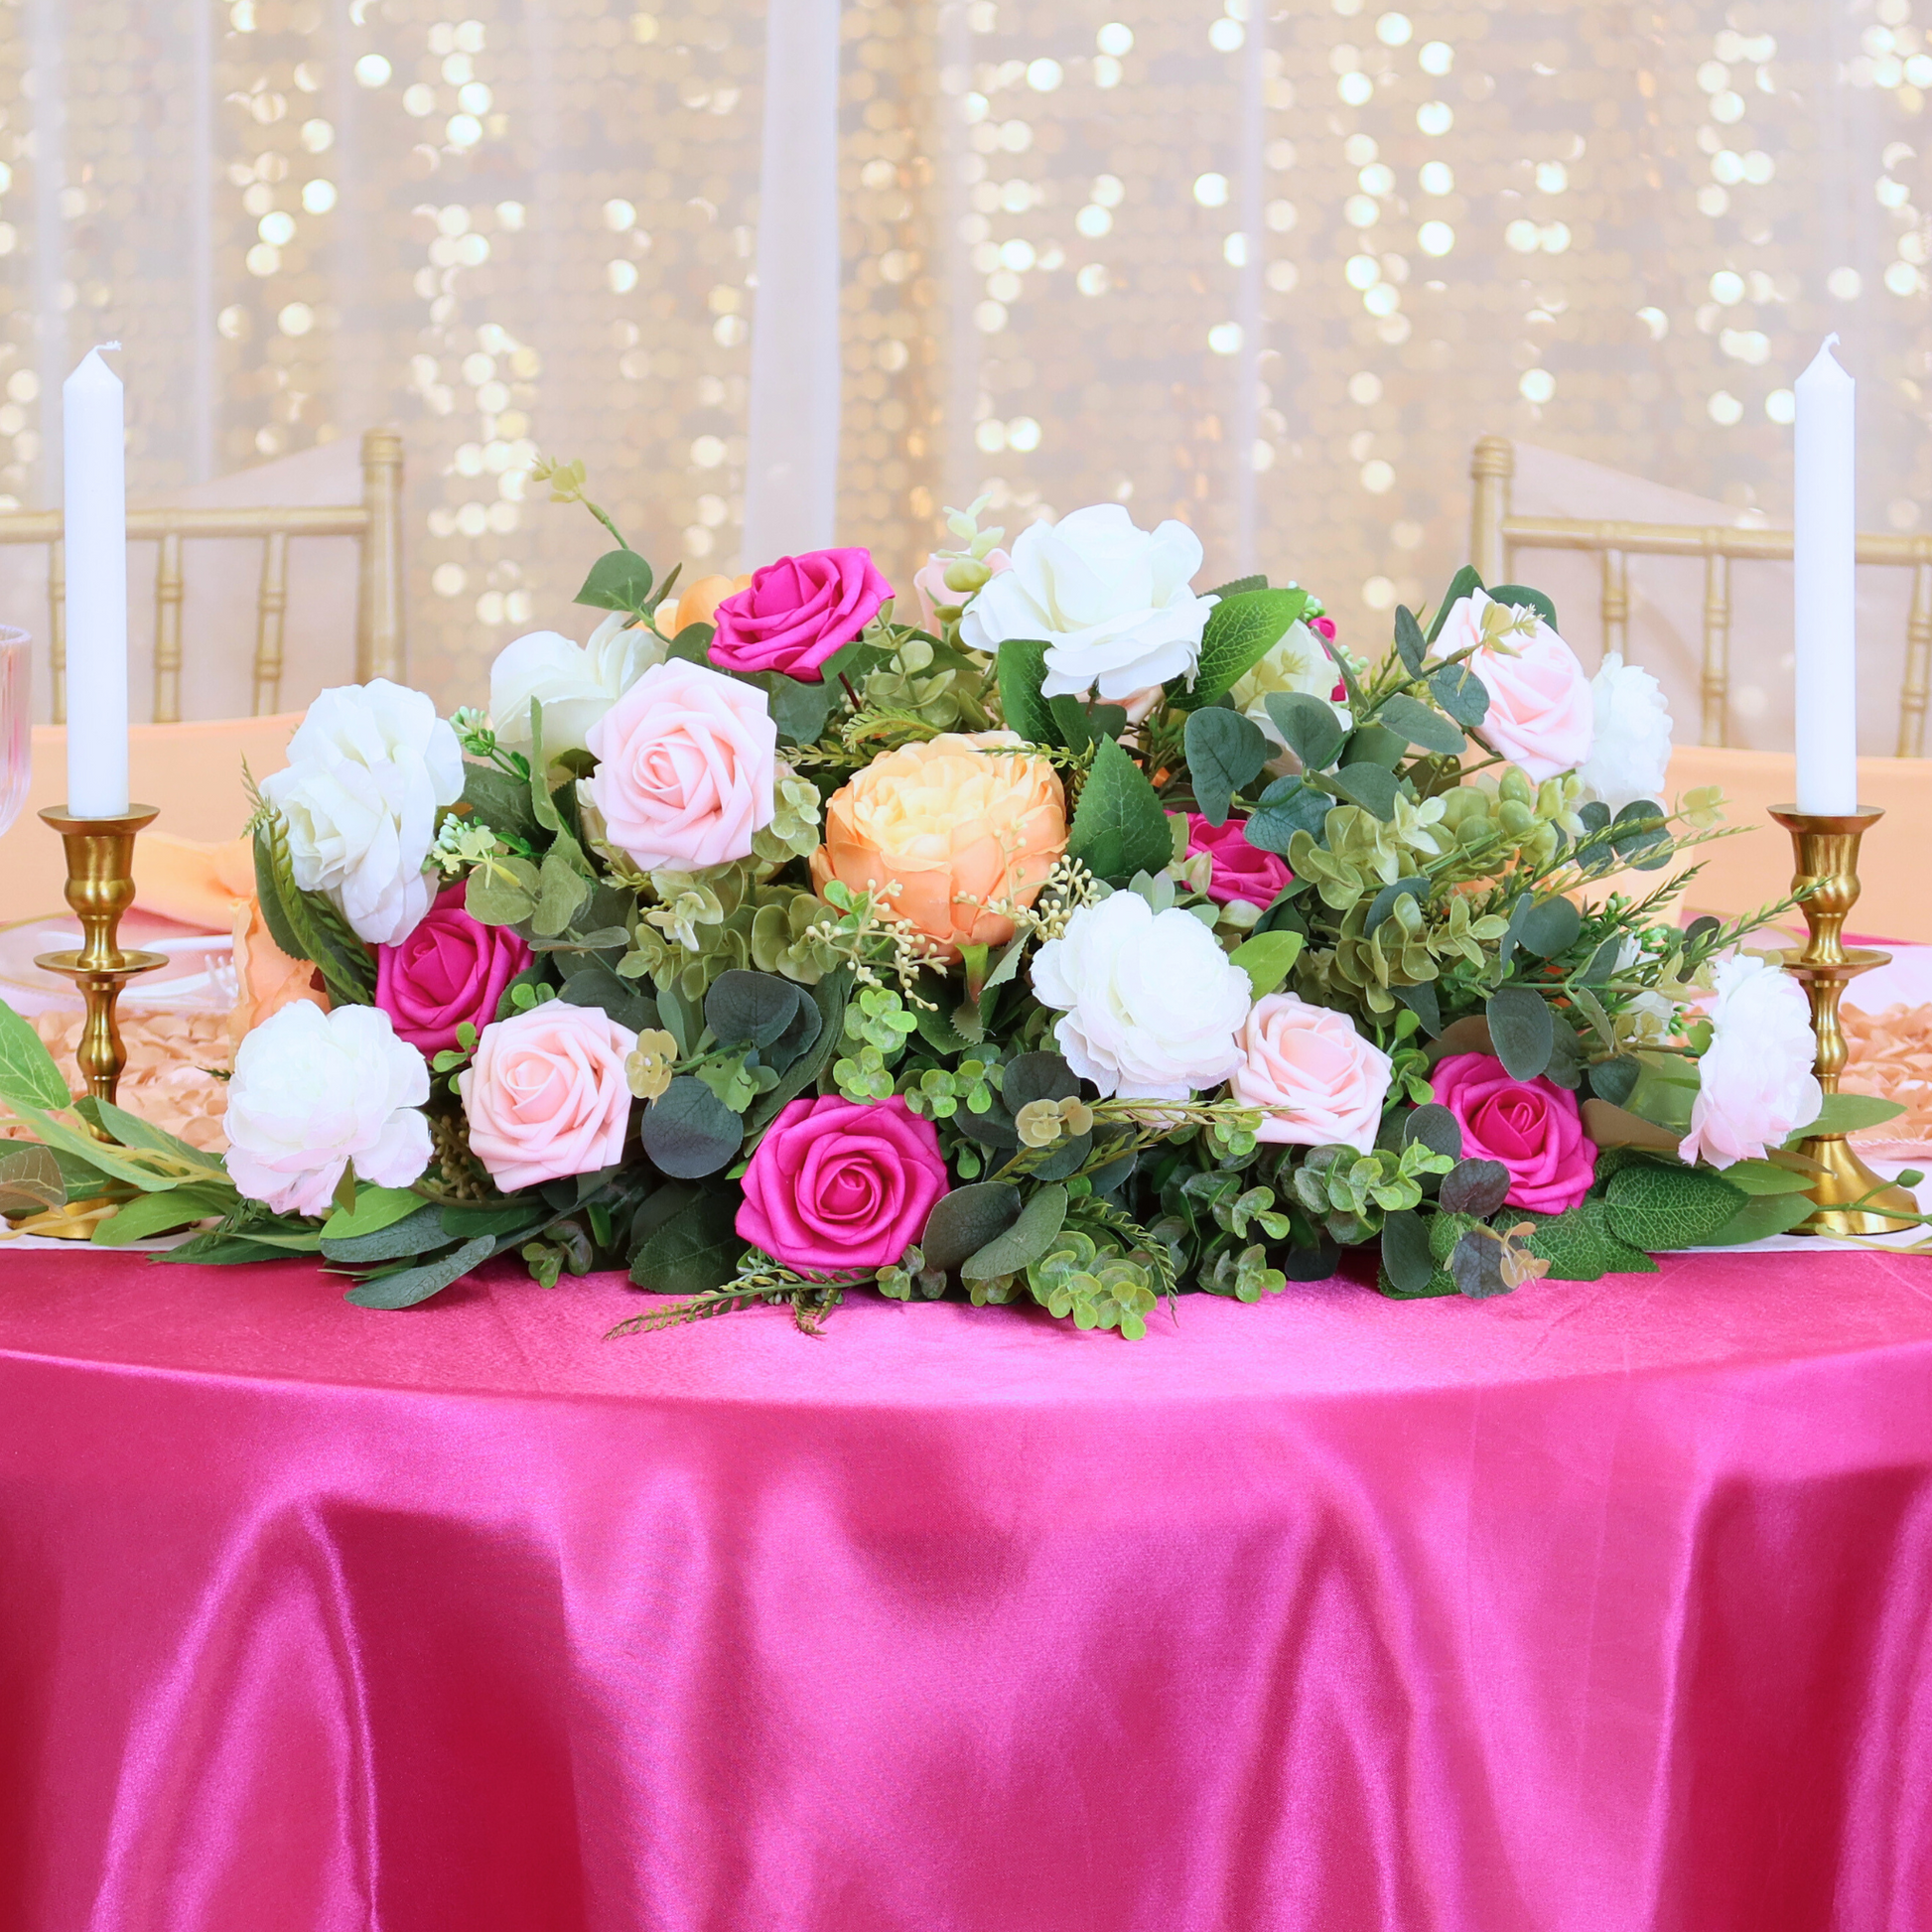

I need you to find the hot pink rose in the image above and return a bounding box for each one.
[737,1093,949,1273]
[1231,994,1393,1152]
[1429,588,1593,782]
[374,882,531,1055]
[1185,813,1293,908]
[459,1001,638,1192]
[1311,616,1336,641]
[912,548,1011,631]
[585,657,776,872]
[1429,1050,1596,1213]
[710,547,895,681]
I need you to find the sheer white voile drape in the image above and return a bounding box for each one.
[0,0,1927,736]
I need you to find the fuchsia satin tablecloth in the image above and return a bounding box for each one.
[3,1251,1931,1932]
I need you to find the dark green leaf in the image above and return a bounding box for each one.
[1066,736,1173,883]
[1578,800,1611,835]
[1440,1159,1510,1217]
[1183,706,1273,826]
[459,762,541,847]
[1284,1237,1343,1282]
[1486,583,1558,628]
[250,826,308,964]
[574,547,654,614]
[1485,987,1554,1080]
[159,1233,314,1265]
[1423,565,1484,645]
[1393,979,1442,1035]
[747,970,851,1131]
[641,1076,745,1177]
[1524,1198,1659,1280]
[1699,1191,1818,1246]
[1580,934,1622,985]
[559,964,660,1033]
[920,1181,1023,1273]
[1516,894,1583,959]
[1403,1103,1463,1160]
[1242,777,1329,855]
[1046,693,1097,752]
[1604,1159,1747,1251]
[1428,661,1490,728]
[1344,724,1409,770]
[345,1234,495,1310]
[628,1189,743,1295]
[961,1183,1069,1281]
[1393,605,1427,675]
[440,1201,546,1241]
[1263,691,1345,771]
[321,1202,453,1264]
[1376,692,1464,756]
[1365,876,1429,933]
[1191,588,1310,706]
[1449,1226,1513,1298]
[705,969,806,1049]
[996,638,1057,746]
[1609,799,1670,872]
[1330,762,1400,820]
[751,670,834,747]
[666,623,714,665]
[1586,1056,1641,1107]
[913,1002,974,1055]
[1002,1051,1081,1111]
[1714,1159,1817,1198]
[1380,1208,1436,1295]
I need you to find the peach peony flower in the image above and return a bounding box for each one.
[227,894,330,1053]
[1429,588,1593,782]
[585,657,778,872]
[460,1001,639,1193]
[1229,993,1393,1153]
[670,572,753,638]
[810,731,1066,961]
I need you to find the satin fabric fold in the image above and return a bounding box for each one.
[2,1250,1931,1931]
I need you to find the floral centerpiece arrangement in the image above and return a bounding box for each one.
[0,465,1908,1335]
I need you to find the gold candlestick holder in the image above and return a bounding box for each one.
[1768,804,1920,1236]
[35,804,167,1112]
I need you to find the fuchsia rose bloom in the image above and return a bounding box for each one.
[709,547,895,681]
[737,1093,949,1273]
[1430,1051,1597,1213]
[1184,813,1293,908]
[374,883,531,1055]
[460,1001,638,1192]
[585,658,777,872]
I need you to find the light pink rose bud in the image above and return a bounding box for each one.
[1229,993,1393,1153]
[459,1001,639,1193]
[1428,588,1592,782]
[584,658,777,872]
[913,548,1011,631]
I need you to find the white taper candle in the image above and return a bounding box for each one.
[63,344,129,817]
[1792,335,1859,815]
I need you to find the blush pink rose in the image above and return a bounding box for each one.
[1430,1050,1596,1213]
[710,547,895,681]
[584,657,777,872]
[737,1093,949,1273]
[1185,813,1293,908]
[1430,588,1593,782]
[912,548,1011,631]
[1230,993,1393,1152]
[374,882,531,1055]
[459,1001,638,1192]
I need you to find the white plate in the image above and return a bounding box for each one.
[0,911,237,1017]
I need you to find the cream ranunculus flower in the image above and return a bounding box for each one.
[1231,619,1352,748]
[1030,892,1252,1101]
[223,1001,432,1216]
[959,503,1219,703]
[810,730,1066,961]
[1576,651,1673,815]
[488,616,666,759]
[1680,953,1823,1169]
[1429,588,1593,782]
[261,679,465,946]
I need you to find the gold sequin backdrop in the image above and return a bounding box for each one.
[0,0,1928,714]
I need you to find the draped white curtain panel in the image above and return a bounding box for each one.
[0,0,1926,736]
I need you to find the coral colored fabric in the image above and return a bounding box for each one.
[3,1251,1932,1932]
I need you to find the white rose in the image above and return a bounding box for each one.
[1030,892,1252,1100]
[960,503,1219,703]
[1576,651,1673,816]
[1230,619,1353,747]
[1679,953,1822,1169]
[261,679,465,946]
[488,616,666,759]
[224,1002,432,1217]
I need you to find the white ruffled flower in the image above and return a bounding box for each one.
[1680,953,1822,1169]
[960,503,1219,703]
[488,616,666,759]
[261,679,465,946]
[224,1002,432,1217]
[1030,892,1252,1101]
[1577,652,1673,815]
[1230,619,1352,747]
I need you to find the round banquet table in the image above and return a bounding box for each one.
[2,1248,1931,1932]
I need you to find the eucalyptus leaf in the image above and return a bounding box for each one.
[961,1183,1069,1282]
[1428,661,1489,728]
[559,964,660,1033]
[574,547,654,614]
[1402,1102,1463,1160]
[1344,724,1409,770]
[1365,877,1429,934]
[345,1234,495,1310]
[1379,1208,1436,1296]
[1422,565,1483,644]
[628,1190,744,1295]
[1586,1056,1640,1107]
[1263,691,1345,772]
[460,762,541,848]
[1392,979,1442,1036]
[705,970,807,1049]
[321,1202,453,1265]
[1515,894,1583,959]
[1183,706,1272,826]
[1376,692,1464,756]
[748,971,851,1132]
[750,670,833,747]
[1485,987,1554,1081]
[1330,762,1400,820]
[641,1076,746,1177]
[1486,583,1558,628]
[1439,1159,1511,1217]
[1242,778,1330,855]
[920,1181,1023,1273]
[1393,605,1427,675]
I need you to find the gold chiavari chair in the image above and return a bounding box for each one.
[0,426,404,722]
[1468,434,1932,756]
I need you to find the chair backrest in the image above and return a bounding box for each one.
[1468,434,1932,756]
[0,426,404,724]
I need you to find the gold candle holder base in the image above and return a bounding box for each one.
[1769,804,1920,1237]
[35,803,168,1113]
